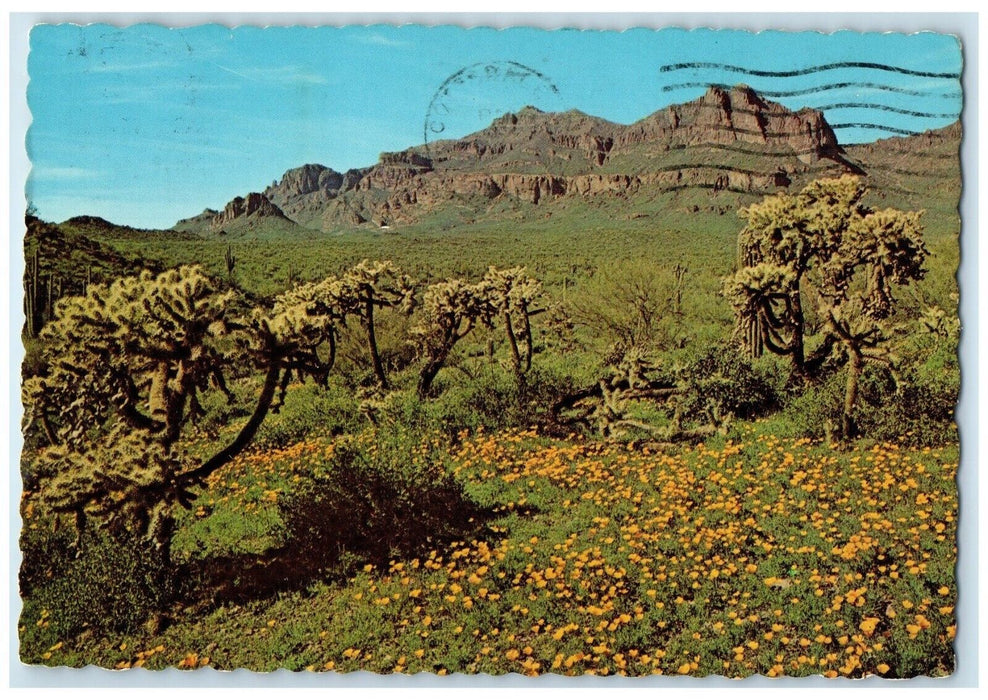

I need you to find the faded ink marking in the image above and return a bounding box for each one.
[829,123,926,136]
[424,61,560,154]
[815,103,958,120]
[662,81,962,100]
[650,98,957,123]
[658,61,960,80]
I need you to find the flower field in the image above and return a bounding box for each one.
[21,427,957,677]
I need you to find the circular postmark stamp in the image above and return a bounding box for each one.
[423,61,563,157]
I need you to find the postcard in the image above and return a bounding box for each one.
[17,20,963,680]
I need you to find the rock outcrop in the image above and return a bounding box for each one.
[211,193,290,229]
[616,85,842,162]
[267,164,344,199]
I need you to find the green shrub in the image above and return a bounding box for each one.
[18,518,76,598]
[426,366,575,436]
[676,343,778,424]
[565,259,690,353]
[278,436,487,573]
[856,366,958,447]
[779,369,843,441]
[780,361,957,447]
[254,380,362,449]
[22,527,173,639]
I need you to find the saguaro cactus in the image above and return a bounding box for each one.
[673,264,687,317]
[224,244,237,281]
[24,248,40,338]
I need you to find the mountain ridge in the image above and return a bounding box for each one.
[172,85,958,235]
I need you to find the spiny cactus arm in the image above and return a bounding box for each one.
[503,310,523,371]
[413,278,493,397]
[363,297,389,389]
[37,412,59,446]
[141,290,190,329]
[325,328,338,374]
[22,378,60,446]
[454,315,477,342]
[724,262,802,360]
[517,299,542,372]
[756,299,802,355]
[341,260,415,310]
[803,334,839,375]
[272,366,293,413]
[825,304,887,350]
[207,364,235,403]
[35,426,180,517]
[551,377,679,426]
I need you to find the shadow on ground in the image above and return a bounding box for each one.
[177,461,508,608]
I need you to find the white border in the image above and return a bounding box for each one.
[4,9,981,692]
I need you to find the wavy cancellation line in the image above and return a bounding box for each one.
[658,61,960,80]
[661,141,958,163]
[647,99,958,125]
[829,123,923,136]
[630,163,811,179]
[617,178,939,203]
[815,103,958,120]
[656,120,932,138]
[660,82,962,99]
[608,159,952,183]
[637,181,937,200]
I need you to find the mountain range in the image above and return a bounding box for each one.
[70,84,961,238]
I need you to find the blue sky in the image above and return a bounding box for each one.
[26,24,962,229]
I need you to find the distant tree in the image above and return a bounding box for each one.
[22,266,341,567]
[411,278,494,399]
[566,260,686,355]
[723,176,927,437]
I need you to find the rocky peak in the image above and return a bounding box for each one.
[516,105,546,119]
[212,192,288,228]
[266,164,344,200]
[492,105,545,126]
[378,150,434,169]
[706,84,767,110]
[621,84,842,162]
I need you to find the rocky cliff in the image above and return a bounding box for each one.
[175,85,874,234]
[614,85,842,160]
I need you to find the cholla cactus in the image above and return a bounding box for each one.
[726,176,926,383]
[481,266,544,379]
[339,260,416,389]
[265,275,354,409]
[919,305,960,339]
[722,263,797,360]
[411,278,494,398]
[23,265,340,564]
[833,208,926,319]
[725,176,927,437]
[824,298,901,439]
